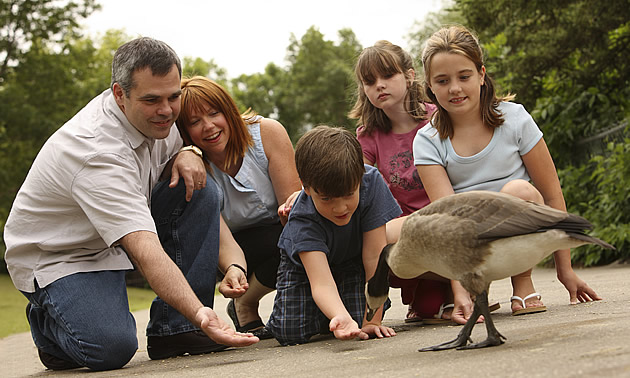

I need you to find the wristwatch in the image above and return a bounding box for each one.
[179,145,203,158]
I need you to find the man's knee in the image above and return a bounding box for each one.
[189,177,220,208]
[85,329,137,371]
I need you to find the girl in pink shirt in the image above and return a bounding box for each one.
[349,40,449,323]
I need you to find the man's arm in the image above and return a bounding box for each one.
[119,230,258,346]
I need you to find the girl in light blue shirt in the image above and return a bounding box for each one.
[411,25,601,324]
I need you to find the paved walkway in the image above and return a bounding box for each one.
[2,264,629,377]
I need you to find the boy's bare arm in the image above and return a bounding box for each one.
[299,251,362,340]
[300,251,351,320]
[362,225,388,280]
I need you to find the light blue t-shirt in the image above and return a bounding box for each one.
[413,102,543,193]
[210,119,279,232]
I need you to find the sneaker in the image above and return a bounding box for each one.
[37,349,82,370]
[27,303,81,370]
[147,330,229,360]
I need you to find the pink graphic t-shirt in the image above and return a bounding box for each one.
[356,104,436,216]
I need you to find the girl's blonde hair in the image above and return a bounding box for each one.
[421,26,514,139]
[178,76,255,171]
[349,40,429,136]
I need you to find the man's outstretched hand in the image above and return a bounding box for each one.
[196,307,259,346]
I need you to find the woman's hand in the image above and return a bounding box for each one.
[218,265,249,298]
[278,190,301,225]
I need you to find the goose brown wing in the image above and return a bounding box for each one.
[415,191,592,241]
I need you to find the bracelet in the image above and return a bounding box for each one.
[227,263,247,277]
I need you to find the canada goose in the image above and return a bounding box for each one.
[365,190,614,351]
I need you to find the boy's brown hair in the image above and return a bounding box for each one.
[295,126,365,197]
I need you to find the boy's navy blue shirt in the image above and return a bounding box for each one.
[278,165,402,269]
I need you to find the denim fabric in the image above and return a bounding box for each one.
[23,270,137,371]
[146,177,221,336]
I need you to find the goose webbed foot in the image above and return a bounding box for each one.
[457,330,505,349]
[419,290,507,351]
[418,329,473,351]
[419,307,479,352]
[458,291,506,350]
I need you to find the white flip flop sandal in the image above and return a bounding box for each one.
[511,293,547,316]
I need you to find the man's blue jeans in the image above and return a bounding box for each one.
[22,177,221,370]
[147,177,221,336]
[24,270,138,370]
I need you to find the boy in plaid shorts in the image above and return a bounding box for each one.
[267,126,401,345]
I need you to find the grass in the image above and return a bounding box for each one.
[0,274,156,339]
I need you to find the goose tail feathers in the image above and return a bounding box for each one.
[567,232,615,250]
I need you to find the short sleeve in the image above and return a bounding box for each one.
[512,104,543,155]
[283,217,331,267]
[360,166,402,231]
[356,126,377,164]
[413,125,446,166]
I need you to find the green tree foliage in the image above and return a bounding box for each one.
[284,27,361,138]
[229,63,284,119]
[182,56,228,86]
[230,26,362,142]
[407,2,464,62]
[0,0,100,82]
[0,30,126,256]
[559,135,630,265]
[455,0,630,168]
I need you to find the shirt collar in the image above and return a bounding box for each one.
[104,89,154,150]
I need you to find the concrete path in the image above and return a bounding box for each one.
[2,264,629,377]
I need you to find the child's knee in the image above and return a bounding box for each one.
[268,318,317,346]
[500,180,543,204]
[268,328,307,345]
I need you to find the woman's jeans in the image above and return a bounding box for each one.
[22,177,221,370]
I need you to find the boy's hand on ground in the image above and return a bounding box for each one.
[329,315,362,340]
[196,307,259,346]
[360,323,396,339]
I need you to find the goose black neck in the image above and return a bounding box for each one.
[367,244,392,298]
